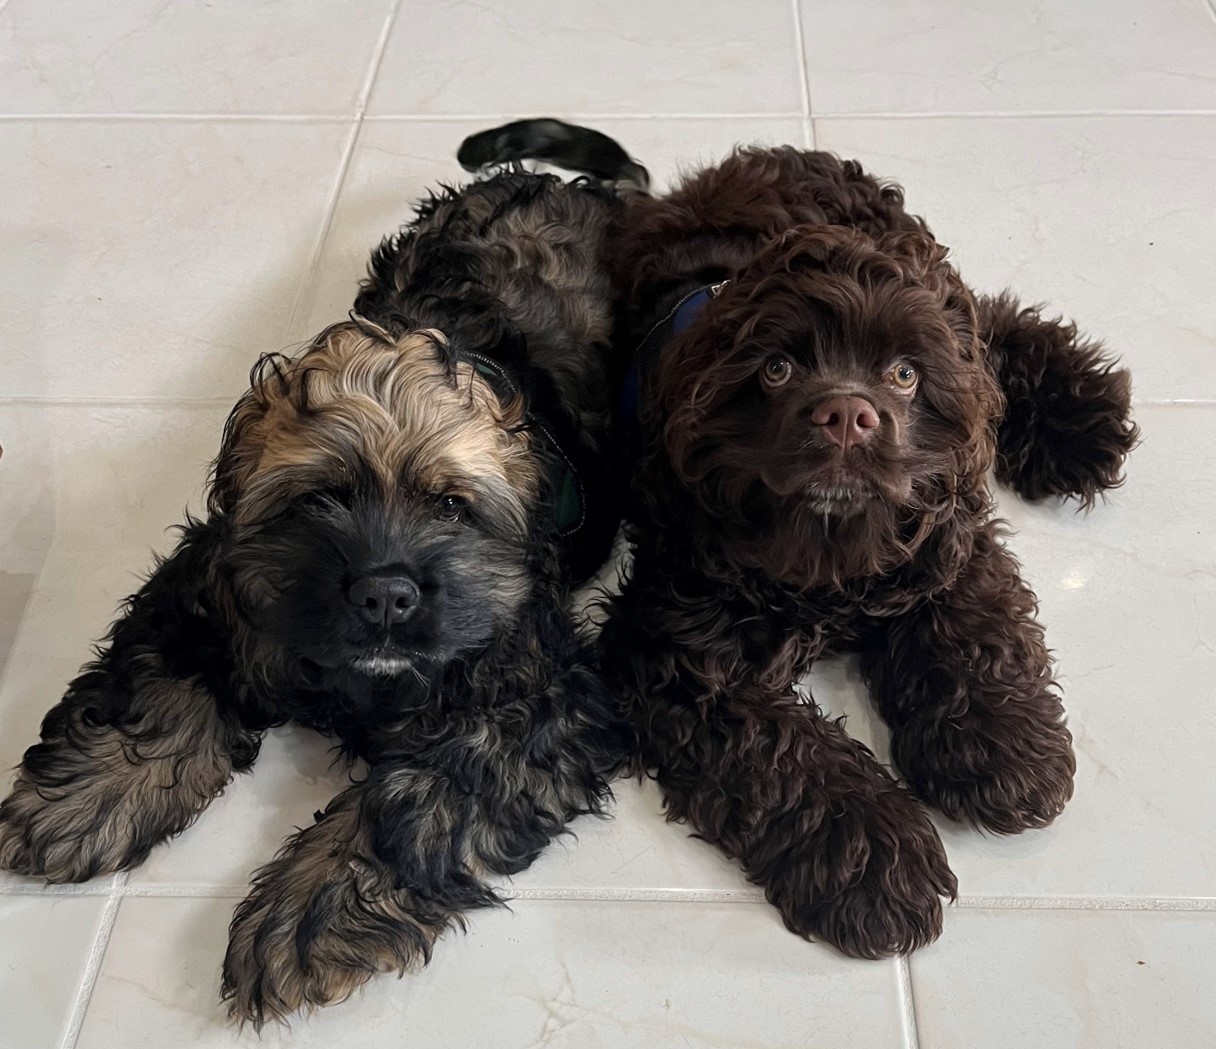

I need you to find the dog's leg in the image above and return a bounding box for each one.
[222,675,624,1030]
[863,522,1076,833]
[221,773,469,1029]
[979,291,1138,506]
[601,588,955,960]
[0,522,258,883]
[223,656,627,1035]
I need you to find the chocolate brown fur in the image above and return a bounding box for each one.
[598,146,1136,957]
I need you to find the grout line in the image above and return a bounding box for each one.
[954,895,1216,913]
[0,883,114,897]
[1131,398,1216,407]
[896,956,922,1049]
[360,111,808,122]
[280,118,365,342]
[0,396,236,408]
[59,878,125,1049]
[0,113,353,123]
[6,878,1216,912]
[1,110,1213,125]
[280,0,402,342]
[789,0,814,149]
[811,108,1216,120]
[502,886,765,903]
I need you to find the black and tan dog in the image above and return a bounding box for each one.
[0,144,645,1026]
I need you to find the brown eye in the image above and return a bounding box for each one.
[887,362,918,391]
[761,355,793,388]
[435,493,466,522]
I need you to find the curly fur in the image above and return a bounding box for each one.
[595,145,1137,958]
[0,166,634,1027]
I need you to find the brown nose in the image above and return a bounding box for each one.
[811,395,880,450]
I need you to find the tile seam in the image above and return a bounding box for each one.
[6,881,1215,911]
[279,0,403,342]
[789,0,814,149]
[2,113,1214,125]
[897,955,922,1049]
[58,876,125,1049]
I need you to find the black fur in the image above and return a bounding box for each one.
[0,147,643,1027]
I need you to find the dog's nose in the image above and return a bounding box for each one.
[811,395,880,450]
[347,574,420,627]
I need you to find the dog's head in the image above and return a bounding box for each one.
[651,226,1003,587]
[207,319,541,679]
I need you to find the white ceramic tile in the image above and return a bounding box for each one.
[79,896,905,1049]
[801,0,1216,115]
[910,909,1216,1049]
[289,117,807,342]
[0,120,351,400]
[814,116,1216,402]
[0,894,108,1049]
[366,0,804,116]
[0,0,394,115]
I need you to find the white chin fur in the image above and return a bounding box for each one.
[351,654,414,677]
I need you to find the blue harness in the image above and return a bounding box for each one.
[618,282,724,437]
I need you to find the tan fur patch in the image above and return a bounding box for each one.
[222,788,447,1030]
[0,675,240,883]
[214,322,538,526]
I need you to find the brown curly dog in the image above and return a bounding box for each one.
[463,126,1138,959]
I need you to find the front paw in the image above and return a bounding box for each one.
[894,704,1076,834]
[222,813,444,1028]
[0,779,122,883]
[761,784,956,959]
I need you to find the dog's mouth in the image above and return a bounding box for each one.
[303,638,434,678]
[349,650,423,677]
[803,479,876,515]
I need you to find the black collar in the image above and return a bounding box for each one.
[465,352,584,538]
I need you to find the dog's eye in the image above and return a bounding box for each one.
[435,493,467,522]
[886,362,919,391]
[761,355,794,388]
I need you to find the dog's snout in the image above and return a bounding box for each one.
[811,395,880,450]
[348,574,420,627]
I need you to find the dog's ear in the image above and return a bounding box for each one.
[208,352,297,518]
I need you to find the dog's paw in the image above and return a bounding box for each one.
[0,781,117,883]
[895,702,1076,835]
[760,783,956,959]
[222,809,444,1029]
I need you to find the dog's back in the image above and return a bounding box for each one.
[353,133,647,579]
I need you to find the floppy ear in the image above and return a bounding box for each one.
[208,352,296,518]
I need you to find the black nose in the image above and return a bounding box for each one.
[347,574,420,627]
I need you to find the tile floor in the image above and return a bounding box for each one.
[1,1,1214,1047]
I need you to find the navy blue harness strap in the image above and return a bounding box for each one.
[618,281,725,440]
